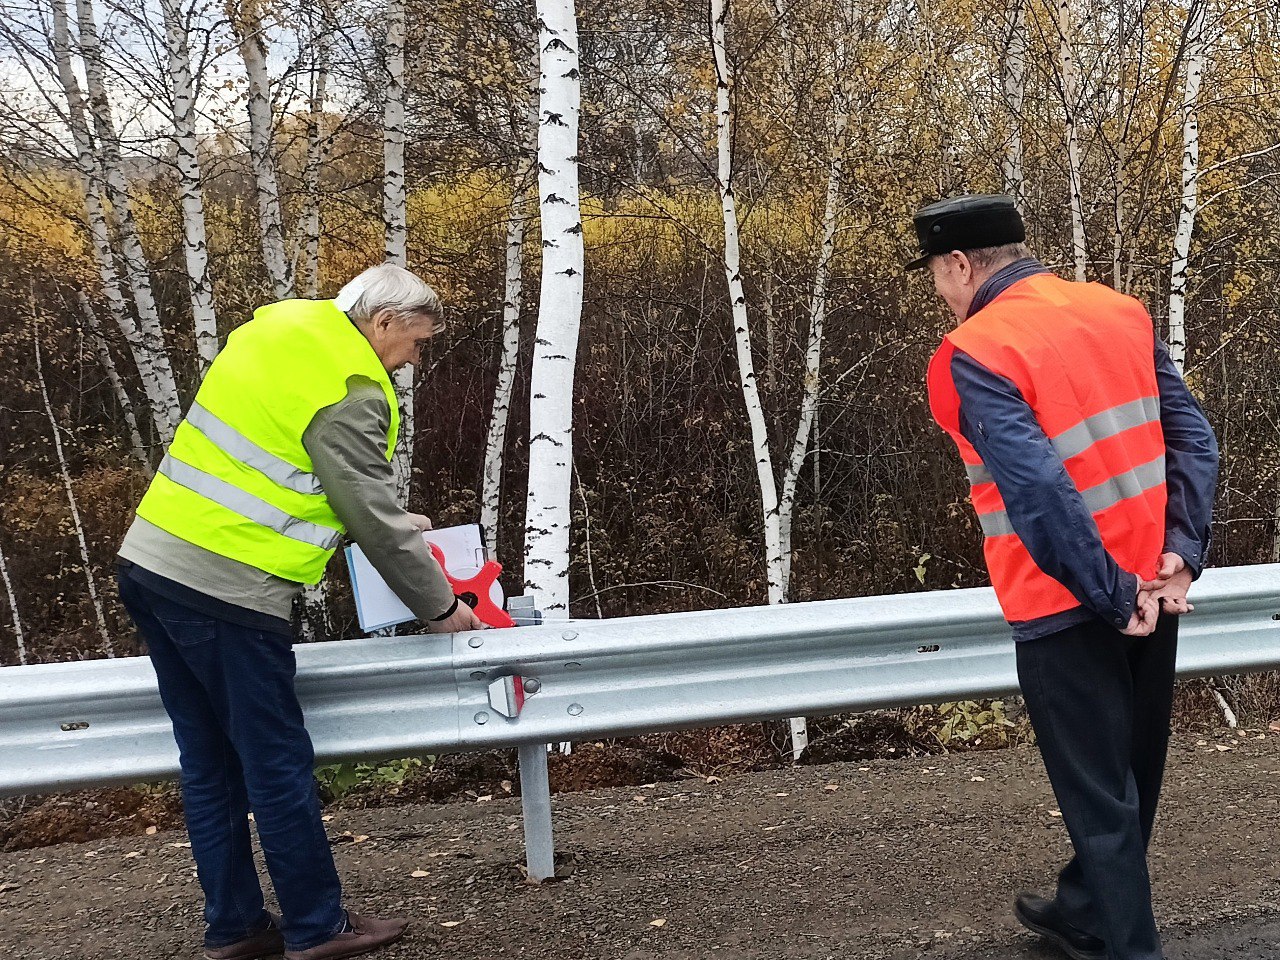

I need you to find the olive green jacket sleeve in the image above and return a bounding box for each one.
[303,377,456,622]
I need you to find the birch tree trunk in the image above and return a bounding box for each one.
[779,92,848,595]
[228,0,293,301]
[1168,0,1207,371]
[1057,0,1088,281]
[1110,2,1132,291]
[1001,0,1027,212]
[0,534,27,666]
[77,292,150,473]
[300,3,331,299]
[383,0,414,504]
[63,0,182,443]
[160,0,219,376]
[523,0,585,618]
[481,88,539,557]
[481,160,534,556]
[33,317,115,659]
[710,0,785,607]
[46,6,131,380]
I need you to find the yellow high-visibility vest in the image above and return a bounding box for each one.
[136,299,399,584]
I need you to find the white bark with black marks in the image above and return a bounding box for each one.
[711,0,784,606]
[523,0,585,617]
[160,0,219,376]
[383,0,414,503]
[50,0,180,448]
[65,0,182,442]
[1001,0,1027,211]
[229,0,293,300]
[1169,0,1207,372]
[0,534,27,666]
[300,3,331,299]
[1057,0,1088,281]
[482,96,538,557]
[779,84,848,595]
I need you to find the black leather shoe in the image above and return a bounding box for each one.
[1014,893,1106,960]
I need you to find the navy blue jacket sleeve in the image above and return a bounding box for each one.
[952,350,1137,628]
[1153,340,1219,577]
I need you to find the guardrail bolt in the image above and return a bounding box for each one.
[474,712,489,725]
[470,670,487,681]
[562,630,578,641]
[567,703,583,716]
[523,678,542,694]
[468,636,484,649]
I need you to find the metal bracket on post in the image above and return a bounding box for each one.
[517,741,555,882]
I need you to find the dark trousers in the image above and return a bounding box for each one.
[1016,613,1178,960]
[118,567,344,952]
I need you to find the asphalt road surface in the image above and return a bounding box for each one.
[2,732,1279,959]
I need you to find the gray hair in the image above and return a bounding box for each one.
[962,242,1032,272]
[334,264,442,324]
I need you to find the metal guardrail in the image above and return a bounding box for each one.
[2,563,1278,878]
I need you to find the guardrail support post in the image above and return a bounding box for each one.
[518,741,556,881]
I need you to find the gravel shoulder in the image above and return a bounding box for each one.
[2,731,1279,959]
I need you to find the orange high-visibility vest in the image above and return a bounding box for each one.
[927,273,1167,624]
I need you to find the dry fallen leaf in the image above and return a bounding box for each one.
[1215,745,1233,752]
[649,918,667,927]
[971,776,986,782]
[439,921,462,928]
[411,870,430,878]
[124,851,142,859]
[774,792,789,797]
[501,780,513,793]
[1049,810,1063,818]
[169,842,192,849]
[823,784,839,792]
[322,815,334,822]
[705,776,721,784]
[145,826,157,836]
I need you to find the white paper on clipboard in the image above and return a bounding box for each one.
[345,523,489,632]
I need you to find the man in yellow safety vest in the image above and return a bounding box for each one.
[117,264,482,960]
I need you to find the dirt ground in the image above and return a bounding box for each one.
[3,729,1280,959]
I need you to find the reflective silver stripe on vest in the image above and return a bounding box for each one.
[977,509,1016,538]
[966,396,1161,490]
[1051,396,1161,462]
[159,454,342,550]
[185,401,323,496]
[966,463,994,486]
[976,454,1166,539]
[1078,454,1166,514]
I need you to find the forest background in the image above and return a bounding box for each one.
[0,0,1277,732]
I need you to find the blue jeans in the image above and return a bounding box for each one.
[117,566,344,951]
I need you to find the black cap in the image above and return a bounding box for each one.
[905,194,1025,271]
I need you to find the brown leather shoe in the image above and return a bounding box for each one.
[283,912,408,960]
[204,912,285,960]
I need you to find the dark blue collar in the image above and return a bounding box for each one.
[967,258,1051,319]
